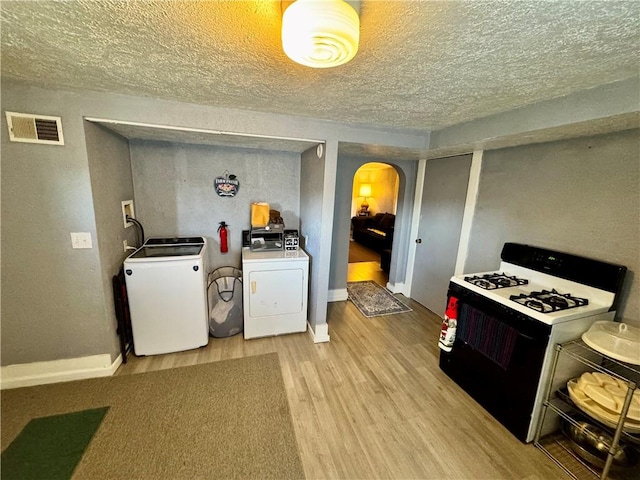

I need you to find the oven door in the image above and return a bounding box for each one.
[439,282,551,442]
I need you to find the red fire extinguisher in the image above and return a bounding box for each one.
[218,221,228,253]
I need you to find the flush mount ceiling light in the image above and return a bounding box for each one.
[282,0,360,68]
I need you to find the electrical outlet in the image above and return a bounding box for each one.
[71,232,92,249]
[123,240,136,253]
[121,200,135,228]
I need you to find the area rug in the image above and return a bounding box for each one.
[1,354,304,480]
[348,240,380,263]
[1,407,109,480]
[347,280,412,317]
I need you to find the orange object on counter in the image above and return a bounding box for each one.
[251,202,269,228]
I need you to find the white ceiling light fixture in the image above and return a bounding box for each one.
[282,0,360,68]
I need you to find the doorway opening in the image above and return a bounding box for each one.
[347,162,400,287]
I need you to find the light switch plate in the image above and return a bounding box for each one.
[71,232,93,249]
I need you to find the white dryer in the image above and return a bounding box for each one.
[124,237,209,355]
[241,248,309,339]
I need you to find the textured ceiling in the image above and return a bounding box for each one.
[1,0,639,133]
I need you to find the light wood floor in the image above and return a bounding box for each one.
[347,261,389,286]
[116,297,565,479]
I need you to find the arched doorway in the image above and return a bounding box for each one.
[347,162,400,287]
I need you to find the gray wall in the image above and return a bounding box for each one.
[300,144,327,332]
[465,129,640,325]
[387,162,418,288]
[85,122,138,361]
[330,155,417,291]
[1,79,427,367]
[5,75,633,367]
[411,155,472,315]
[130,141,300,270]
[1,96,106,365]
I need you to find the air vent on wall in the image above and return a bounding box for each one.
[5,111,64,145]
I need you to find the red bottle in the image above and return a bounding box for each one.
[218,221,228,253]
[438,296,459,352]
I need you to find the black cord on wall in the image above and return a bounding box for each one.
[126,216,145,247]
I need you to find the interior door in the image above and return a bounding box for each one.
[410,155,472,315]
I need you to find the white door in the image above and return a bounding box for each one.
[248,268,304,317]
[411,155,472,315]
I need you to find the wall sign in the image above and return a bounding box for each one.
[214,173,239,197]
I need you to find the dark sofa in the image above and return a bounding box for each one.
[351,213,395,253]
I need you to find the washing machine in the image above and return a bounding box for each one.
[124,237,209,355]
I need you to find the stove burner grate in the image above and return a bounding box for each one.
[464,272,529,290]
[509,289,589,313]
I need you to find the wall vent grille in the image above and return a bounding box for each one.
[5,111,64,145]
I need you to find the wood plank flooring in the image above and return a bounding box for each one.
[116,297,565,479]
[347,261,389,287]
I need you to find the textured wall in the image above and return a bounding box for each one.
[465,129,640,325]
[300,144,327,331]
[371,166,400,215]
[411,155,472,316]
[0,79,427,367]
[1,91,107,365]
[4,72,634,369]
[352,164,399,216]
[85,122,138,360]
[130,141,300,270]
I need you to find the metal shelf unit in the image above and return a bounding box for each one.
[534,339,640,480]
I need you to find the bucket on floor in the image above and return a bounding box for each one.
[207,267,243,338]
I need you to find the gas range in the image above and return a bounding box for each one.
[450,260,618,325]
[466,272,589,312]
[440,242,627,442]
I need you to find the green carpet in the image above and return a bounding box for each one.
[1,407,109,480]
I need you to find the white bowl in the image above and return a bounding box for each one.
[568,378,640,431]
[582,321,640,365]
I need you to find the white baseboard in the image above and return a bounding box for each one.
[328,288,348,302]
[1,353,122,390]
[307,321,331,343]
[386,281,409,297]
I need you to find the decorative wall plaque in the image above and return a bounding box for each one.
[214,173,239,197]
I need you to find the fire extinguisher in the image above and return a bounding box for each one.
[218,221,228,253]
[438,296,459,352]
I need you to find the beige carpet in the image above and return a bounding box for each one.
[348,240,380,263]
[1,353,304,480]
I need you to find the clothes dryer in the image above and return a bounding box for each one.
[241,247,308,339]
[124,237,208,355]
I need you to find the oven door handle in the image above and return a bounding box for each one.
[518,332,538,342]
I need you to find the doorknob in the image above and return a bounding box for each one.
[415,238,422,244]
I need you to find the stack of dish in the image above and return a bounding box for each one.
[582,321,640,365]
[561,419,637,470]
[567,372,640,433]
